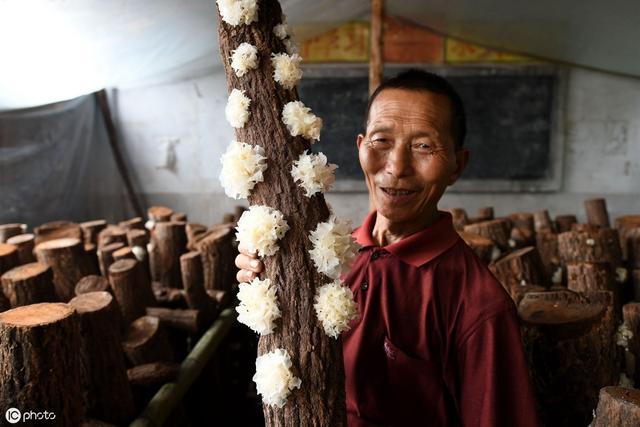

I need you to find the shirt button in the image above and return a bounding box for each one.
[371,252,379,261]
[360,281,369,291]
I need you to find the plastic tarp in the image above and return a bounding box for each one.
[0,95,136,227]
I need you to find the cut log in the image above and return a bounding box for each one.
[34,220,82,245]
[119,217,144,231]
[80,220,107,246]
[35,237,98,301]
[127,361,180,388]
[171,212,187,222]
[567,262,614,293]
[7,233,36,264]
[97,225,128,248]
[122,315,174,365]
[194,225,236,290]
[113,246,136,261]
[585,198,611,228]
[0,303,82,426]
[627,227,640,269]
[153,284,187,307]
[148,206,173,222]
[146,307,204,334]
[69,292,133,424]
[457,231,496,264]
[622,303,640,386]
[533,210,555,233]
[97,241,125,277]
[127,229,148,247]
[536,231,561,279]
[476,206,494,221]
[1,262,56,307]
[633,270,640,302]
[186,223,208,250]
[615,215,640,261]
[180,251,216,314]
[555,214,577,233]
[75,275,111,296]
[149,221,187,288]
[108,259,156,325]
[463,218,512,252]
[489,246,547,300]
[558,228,623,267]
[509,226,534,249]
[0,223,27,242]
[0,242,19,275]
[592,386,640,427]
[448,208,469,231]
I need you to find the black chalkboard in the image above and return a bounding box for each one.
[298,67,557,183]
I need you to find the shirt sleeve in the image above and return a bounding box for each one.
[456,306,540,427]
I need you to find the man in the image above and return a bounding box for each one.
[236,70,540,426]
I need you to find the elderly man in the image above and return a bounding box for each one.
[236,69,540,427]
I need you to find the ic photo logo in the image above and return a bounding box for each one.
[5,408,20,424]
[4,408,56,424]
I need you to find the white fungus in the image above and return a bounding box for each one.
[282,101,323,141]
[273,22,289,40]
[236,277,281,335]
[290,151,337,197]
[253,348,301,408]
[225,88,251,128]
[271,53,303,89]
[314,280,358,338]
[230,43,259,77]
[309,216,360,279]
[217,0,259,26]
[616,323,634,350]
[236,205,289,257]
[219,141,268,199]
[616,267,628,283]
[283,38,298,55]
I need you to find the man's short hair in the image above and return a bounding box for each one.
[365,69,467,149]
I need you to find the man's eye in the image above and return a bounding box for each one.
[412,142,432,151]
[369,138,390,148]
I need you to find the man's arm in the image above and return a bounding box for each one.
[456,306,540,427]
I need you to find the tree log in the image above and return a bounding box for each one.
[457,231,496,264]
[127,361,180,388]
[555,214,577,233]
[536,231,561,280]
[0,223,27,243]
[615,215,640,261]
[567,262,614,293]
[75,275,111,296]
[622,303,640,386]
[1,262,56,307]
[0,303,82,426]
[122,315,174,365]
[97,225,128,248]
[146,306,204,334]
[585,198,611,228]
[171,212,187,222]
[119,217,145,231]
[127,229,148,247]
[489,246,547,300]
[108,259,156,326]
[80,220,107,246]
[35,237,98,301]
[98,242,125,277]
[533,209,555,233]
[34,220,82,245]
[186,223,208,250]
[447,208,469,231]
[476,206,494,221]
[558,228,623,268]
[69,291,134,424]
[180,251,217,316]
[627,227,640,269]
[194,225,236,291]
[150,221,187,288]
[148,206,173,222]
[463,218,512,252]
[152,283,187,308]
[592,386,640,427]
[0,242,19,275]
[113,246,136,261]
[6,233,36,264]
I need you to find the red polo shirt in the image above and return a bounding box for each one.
[342,211,540,427]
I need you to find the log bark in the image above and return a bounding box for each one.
[194,225,236,291]
[567,262,614,293]
[585,198,611,228]
[113,246,136,261]
[448,208,469,231]
[34,220,82,245]
[0,242,19,275]
[119,217,145,231]
[152,283,187,308]
[69,291,134,424]
[592,386,640,427]
[536,230,561,280]
[533,209,555,233]
[108,259,156,325]
[35,237,98,301]
[150,221,187,288]
[622,303,640,386]
[1,262,57,307]
[122,315,174,365]
[186,223,208,250]
[80,219,107,246]
[615,215,640,261]
[463,218,512,252]
[0,303,83,426]
[75,275,111,296]
[555,214,577,233]
[97,225,128,248]
[148,206,173,222]
[218,3,346,424]
[6,233,36,264]
[98,242,125,276]
[627,227,640,269]
[146,306,204,334]
[558,228,623,268]
[181,251,216,314]
[489,246,547,301]
[0,223,27,242]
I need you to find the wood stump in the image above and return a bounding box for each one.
[6,233,36,265]
[536,231,561,280]
[181,251,216,315]
[615,215,640,261]
[186,223,208,250]
[627,227,640,269]
[0,303,83,426]
[150,221,187,288]
[127,229,148,247]
[0,242,19,275]
[555,214,577,233]
[533,209,555,233]
[567,262,614,293]
[35,237,98,301]
[194,225,236,291]
[80,220,107,246]
[489,246,547,301]
[1,262,56,307]
[146,307,204,334]
[476,206,494,221]
[457,231,496,264]
[97,225,128,248]
[113,246,136,261]
[585,198,611,228]
[119,217,144,231]
[108,259,156,325]
[69,292,133,424]
[34,220,82,245]
[448,208,469,231]
[463,218,512,252]
[558,228,623,268]
[127,362,180,410]
[98,242,125,276]
[75,275,110,296]
[0,223,26,242]
[171,212,187,222]
[148,206,173,222]
[122,315,174,365]
[592,386,640,427]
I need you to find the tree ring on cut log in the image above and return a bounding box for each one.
[69,291,113,314]
[0,302,74,327]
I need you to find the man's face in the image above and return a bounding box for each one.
[357,88,468,225]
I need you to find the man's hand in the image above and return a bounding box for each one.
[235,246,264,283]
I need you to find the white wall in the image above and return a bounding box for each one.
[115,67,640,228]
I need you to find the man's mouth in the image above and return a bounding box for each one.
[380,187,417,197]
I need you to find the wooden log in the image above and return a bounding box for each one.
[34,220,82,245]
[592,386,640,427]
[476,206,494,221]
[194,225,236,290]
[98,241,125,277]
[127,229,148,247]
[448,208,469,231]
[555,214,577,233]
[622,303,640,386]
[567,262,614,293]
[152,282,187,307]
[35,237,98,301]
[150,221,187,288]
[148,206,173,222]
[122,315,174,365]
[127,362,180,388]
[615,215,640,260]
[1,262,56,307]
[181,251,216,313]
[113,246,136,261]
[69,292,134,424]
[6,233,36,264]
[489,246,547,300]
[0,242,19,275]
[509,226,534,249]
[508,212,534,233]
[80,220,107,246]
[98,225,128,248]
[108,259,156,325]
[171,212,187,222]
[558,228,623,267]
[463,218,512,251]
[585,198,611,228]
[146,307,204,334]
[119,217,145,231]
[0,303,83,426]
[633,270,640,302]
[0,223,27,242]
[186,223,208,250]
[84,242,100,274]
[518,290,617,426]
[533,209,555,233]
[627,227,640,269]
[536,231,561,279]
[75,275,110,296]
[457,231,496,264]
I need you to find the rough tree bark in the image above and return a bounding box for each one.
[6,233,36,265]
[1,262,57,307]
[592,386,640,427]
[217,2,347,425]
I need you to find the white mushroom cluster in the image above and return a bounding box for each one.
[219,140,268,199]
[271,53,302,89]
[273,22,288,40]
[225,88,251,128]
[291,151,337,197]
[282,101,322,141]
[309,216,359,279]
[217,0,259,26]
[253,348,302,408]
[230,42,259,77]
[237,277,281,335]
[236,205,290,257]
[616,323,634,350]
[314,280,358,338]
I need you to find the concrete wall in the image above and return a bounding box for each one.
[115,66,640,228]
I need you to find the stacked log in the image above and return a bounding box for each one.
[448,208,469,231]
[533,210,555,234]
[555,214,577,233]
[1,262,57,307]
[119,217,145,231]
[558,227,623,268]
[6,233,36,264]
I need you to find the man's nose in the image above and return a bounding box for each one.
[384,144,413,178]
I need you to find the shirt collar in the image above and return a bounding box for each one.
[352,210,460,268]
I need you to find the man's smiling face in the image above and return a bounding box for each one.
[357,88,468,226]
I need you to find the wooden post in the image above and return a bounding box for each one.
[6,233,36,264]
[113,246,136,261]
[80,220,107,246]
[592,387,640,426]
[555,214,577,233]
[145,307,204,334]
[567,262,614,292]
[533,209,555,233]
[108,259,156,325]
[98,225,128,248]
[585,198,611,228]
[463,218,512,252]
[180,251,216,315]
[457,231,496,264]
[69,292,134,424]
[150,221,187,288]
[123,315,174,365]
[0,223,27,242]
[76,275,111,296]
[34,220,82,245]
[194,225,236,291]
[98,242,125,276]
[148,206,173,222]
[558,228,623,268]
[1,262,57,307]
[0,303,83,426]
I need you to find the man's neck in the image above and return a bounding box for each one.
[372,208,440,246]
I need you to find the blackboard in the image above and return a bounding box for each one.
[298,66,561,191]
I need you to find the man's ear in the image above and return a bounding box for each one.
[447,148,470,186]
[356,133,365,150]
